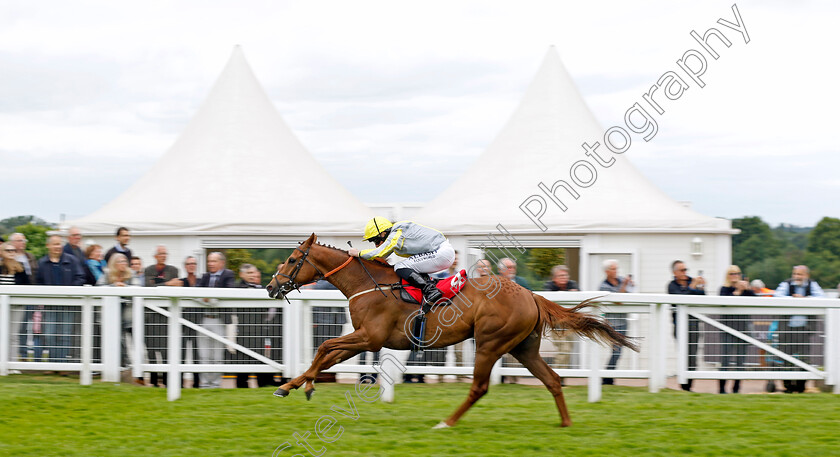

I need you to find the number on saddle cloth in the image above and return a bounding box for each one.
[399,269,468,305]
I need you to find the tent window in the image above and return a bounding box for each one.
[203,248,295,287]
[469,247,580,290]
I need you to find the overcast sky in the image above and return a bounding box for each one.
[1,0,837,227]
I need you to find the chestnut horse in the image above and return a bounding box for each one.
[266,234,637,428]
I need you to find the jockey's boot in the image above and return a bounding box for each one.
[396,269,444,305]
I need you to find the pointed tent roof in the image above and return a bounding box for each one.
[415,47,731,234]
[70,46,373,234]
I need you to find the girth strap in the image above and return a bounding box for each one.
[347,285,399,301]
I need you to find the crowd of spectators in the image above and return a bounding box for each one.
[1,227,283,389]
[475,257,831,394]
[1,227,834,393]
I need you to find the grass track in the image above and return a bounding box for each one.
[1,374,838,456]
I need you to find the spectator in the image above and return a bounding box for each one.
[498,257,529,289]
[750,279,774,297]
[544,265,578,377]
[36,235,85,363]
[129,256,144,285]
[144,245,179,287]
[667,260,705,392]
[161,256,200,388]
[82,244,106,366]
[775,265,823,298]
[717,265,756,394]
[474,258,492,277]
[196,252,235,388]
[544,265,579,291]
[2,242,31,365]
[96,254,134,286]
[599,259,633,385]
[97,253,145,384]
[62,226,85,264]
[104,227,132,264]
[163,256,199,287]
[140,249,183,387]
[233,264,275,388]
[1,242,30,285]
[9,233,37,280]
[84,244,106,284]
[774,265,823,393]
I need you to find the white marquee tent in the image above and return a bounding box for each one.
[69,46,373,236]
[415,47,730,235]
[413,48,735,293]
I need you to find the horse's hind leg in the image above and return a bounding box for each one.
[509,332,572,427]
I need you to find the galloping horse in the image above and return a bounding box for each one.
[266,234,637,428]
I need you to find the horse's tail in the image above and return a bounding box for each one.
[532,294,639,352]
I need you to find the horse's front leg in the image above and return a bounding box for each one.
[274,330,374,399]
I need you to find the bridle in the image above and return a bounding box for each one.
[270,244,353,300]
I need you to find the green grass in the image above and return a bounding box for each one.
[1,374,838,457]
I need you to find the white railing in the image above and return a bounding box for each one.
[1,286,838,402]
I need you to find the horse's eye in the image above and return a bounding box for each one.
[288,257,297,264]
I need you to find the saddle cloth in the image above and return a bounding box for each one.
[400,269,468,305]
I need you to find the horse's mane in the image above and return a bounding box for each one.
[314,241,348,254]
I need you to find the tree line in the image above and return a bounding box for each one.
[732,216,840,289]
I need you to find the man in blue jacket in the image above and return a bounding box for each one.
[37,235,85,362]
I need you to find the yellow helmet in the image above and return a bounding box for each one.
[363,217,393,241]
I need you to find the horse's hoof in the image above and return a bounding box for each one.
[273,387,289,397]
[432,421,451,429]
[305,388,315,401]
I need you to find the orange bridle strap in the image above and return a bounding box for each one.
[323,256,353,279]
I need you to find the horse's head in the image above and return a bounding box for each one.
[266,233,321,300]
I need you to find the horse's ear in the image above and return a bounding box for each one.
[305,233,317,245]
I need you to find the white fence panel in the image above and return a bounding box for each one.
[1,286,838,401]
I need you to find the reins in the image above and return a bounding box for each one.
[271,243,389,301]
[323,256,353,278]
[354,257,389,298]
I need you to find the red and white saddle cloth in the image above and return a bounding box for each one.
[400,269,468,305]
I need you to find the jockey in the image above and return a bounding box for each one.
[348,217,455,304]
